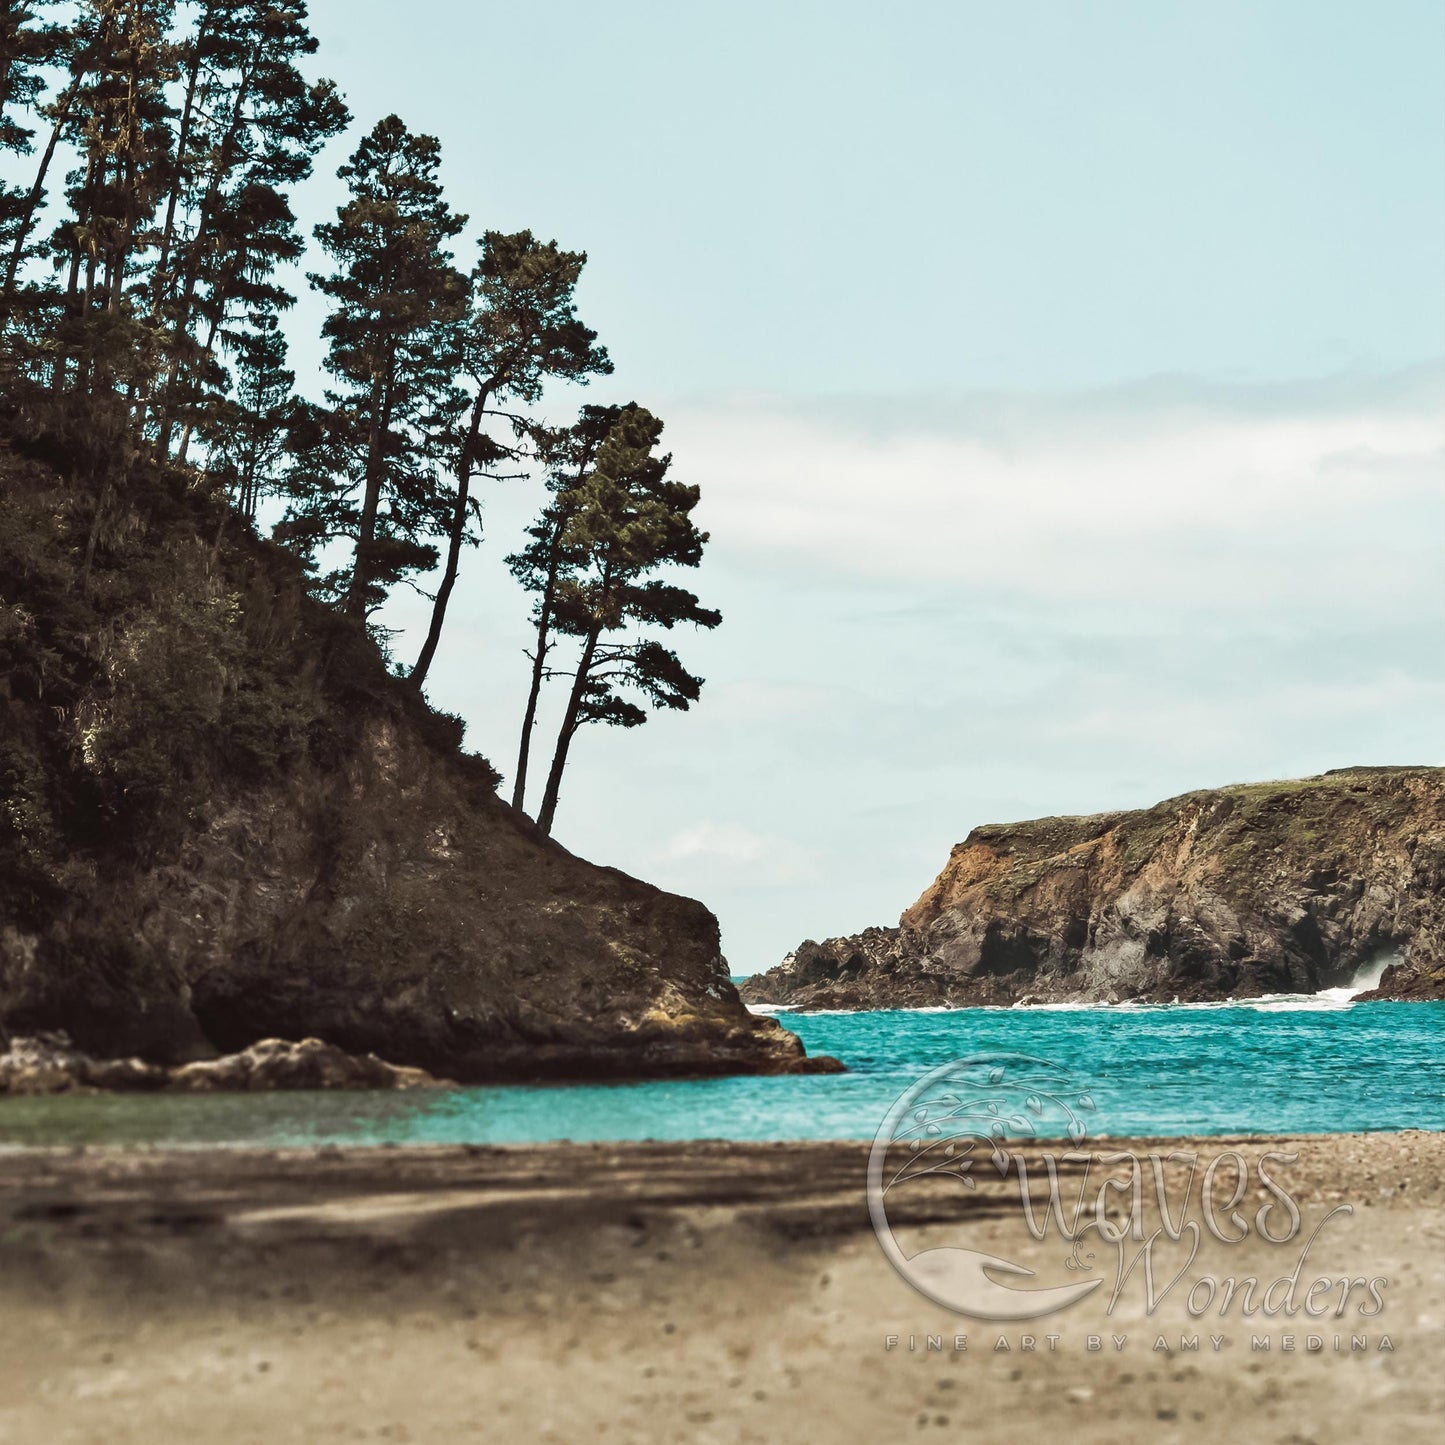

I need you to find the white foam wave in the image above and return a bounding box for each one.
[748,958,1401,1017]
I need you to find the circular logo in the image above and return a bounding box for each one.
[867,1053,1104,1319]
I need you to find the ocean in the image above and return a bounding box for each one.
[1,996,1440,1148]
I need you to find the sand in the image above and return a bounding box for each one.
[0,1132,1441,1443]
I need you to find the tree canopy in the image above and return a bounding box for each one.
[514,403,721,835]
[0,0,721,839]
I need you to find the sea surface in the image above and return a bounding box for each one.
[1,996,1441,1149]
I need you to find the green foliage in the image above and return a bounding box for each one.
[75,550,314,818]
[0,0,344,469]
[505,403,617,810]
[513,403,721,834]
[147,0,348,457]
[280,115,467,618]
[0,0,716,869]
[0,444,501,888]
[0,733,63,910]
[464,229,612,405]
[0,4,65,268]
[408,228,612,688]
[208,305,295,520]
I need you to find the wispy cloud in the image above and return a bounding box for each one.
[667,365,1444,630]
[653,822,823,889]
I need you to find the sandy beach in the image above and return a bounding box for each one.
[0,1132,1440,1443]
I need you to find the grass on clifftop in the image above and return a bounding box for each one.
[965,769,1438,885]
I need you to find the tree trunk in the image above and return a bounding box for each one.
[345,366,390,616]
[154,51,258,454]
[2,67,84,294]
[512,624,549,813]
[511,504,573,812]
[511,431,603,810]
[410,384,490,689]
[173,310,223,464]
[536,621,602,836]
[151,15,207,309]
[50,234,84,392]
[135,8,206,433]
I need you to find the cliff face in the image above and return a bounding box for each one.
[741,769,1445,1009]
[0,449,827,1079]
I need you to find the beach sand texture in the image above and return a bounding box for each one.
[0,1133,1440,1443]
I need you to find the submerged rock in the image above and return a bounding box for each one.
[742,767,1445,1010]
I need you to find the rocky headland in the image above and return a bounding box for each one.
[741,767,1445,1010]
[0,450,834,1081]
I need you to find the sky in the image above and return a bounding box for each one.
[293,1,1444,971]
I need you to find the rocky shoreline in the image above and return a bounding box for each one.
[0,1032,450,1094]
[743,767,1445,1011]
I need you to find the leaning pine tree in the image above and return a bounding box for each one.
[516,403,721,835]
[507,403,624,813]
[408,229,611,689]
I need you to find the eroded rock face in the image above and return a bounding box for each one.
[0,706,827,1080]
[742,768,1445,1010]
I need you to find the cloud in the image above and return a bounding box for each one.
[653,822,823,889]
[665,365,1445,631]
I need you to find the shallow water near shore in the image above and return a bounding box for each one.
[0,998,1441,1148]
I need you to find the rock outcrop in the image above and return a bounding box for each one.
[742,768,1445,1009]
[0,449,835,1080]
[0,1032,447,1094]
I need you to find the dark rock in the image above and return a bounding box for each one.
[0,1032,449,1094]
[0,452,836,1081]
[1354,959,1445,1002]
[742,768,1445,1009]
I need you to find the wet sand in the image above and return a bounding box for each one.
[0,1133,1441,1443]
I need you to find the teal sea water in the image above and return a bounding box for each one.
[1,997,1440,1148]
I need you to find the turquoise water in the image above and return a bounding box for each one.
[0,999,1440,1148]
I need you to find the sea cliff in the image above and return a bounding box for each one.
[741,768,1445,1009]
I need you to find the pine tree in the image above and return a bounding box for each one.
[26,0,178,510]
[408,229,611,689]
[44,2,177,391]
[146,0,347,457]
[526,404,721,835]
[0,3,61,250]
[280,115,468,620]
[1,1,77,274]
[1,5,109,360]
[209,304,294,522]
[0,1,66,390]
[506,403,620,811]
